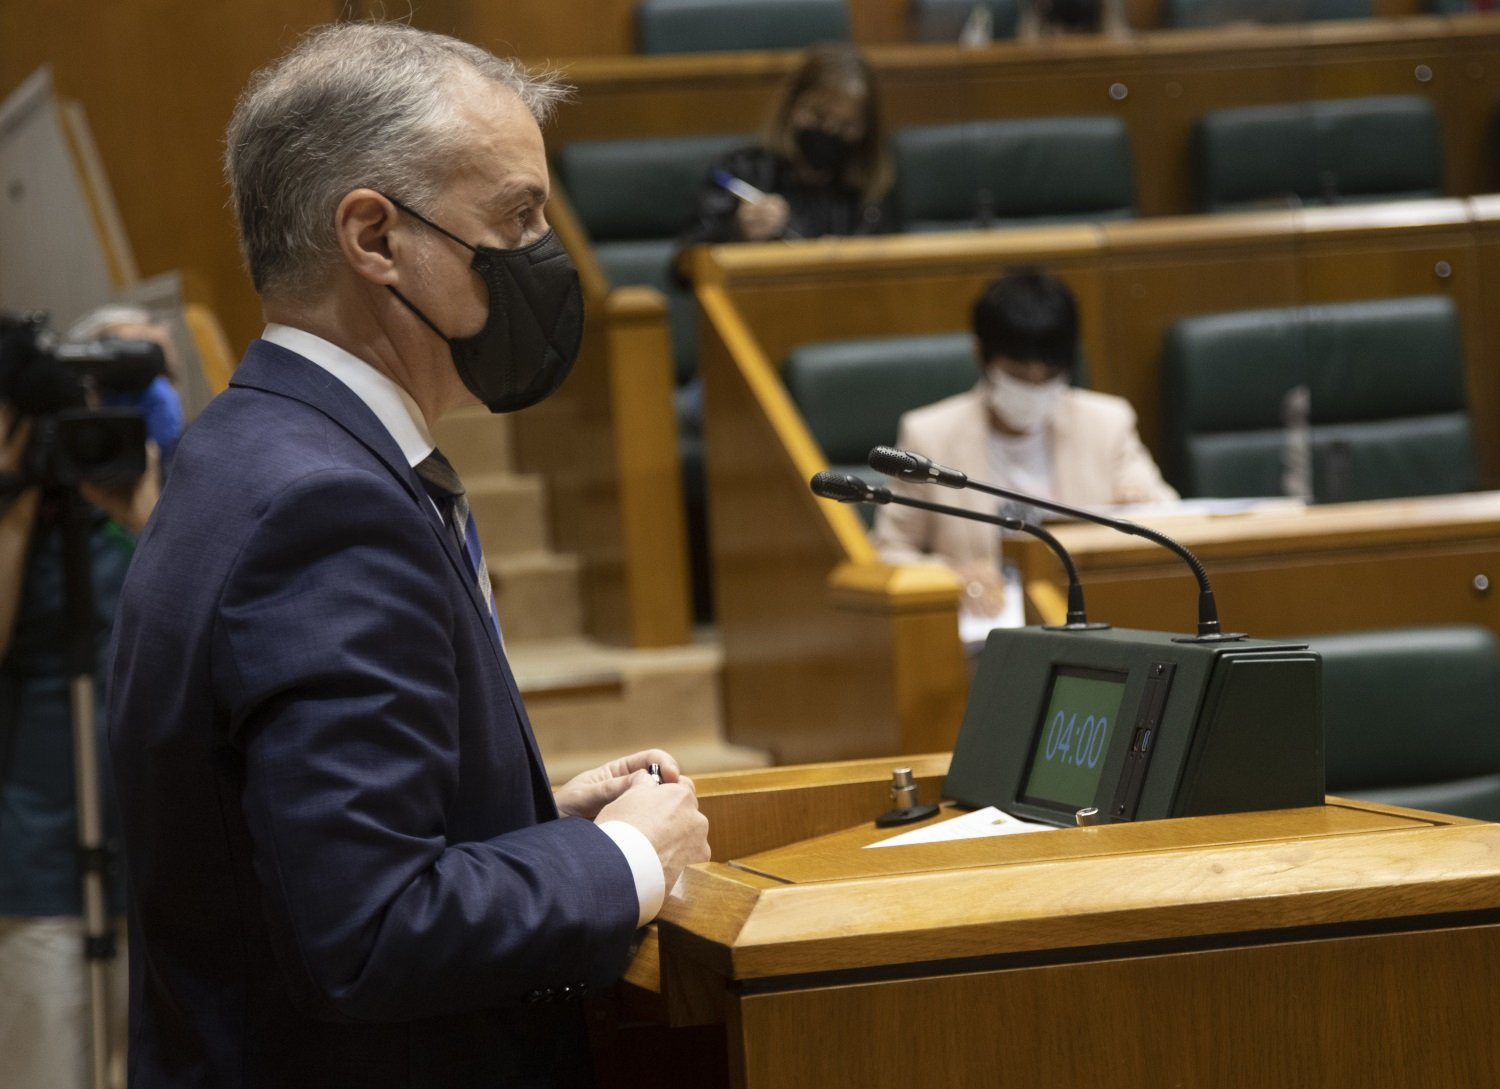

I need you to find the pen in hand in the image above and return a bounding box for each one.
[711,170,803,240]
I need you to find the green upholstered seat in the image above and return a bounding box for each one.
[893,117,1135,232]
[556,132,749,385]
[1165,0,1369,27]
[1161,295,1478,502]
[1193,95,1442,211]
[635,0,851,53]
[1313,626,1500,822]
[783,333,978,522]
[911,0,1021,40]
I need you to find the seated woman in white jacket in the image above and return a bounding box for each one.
[872,268,1177,622]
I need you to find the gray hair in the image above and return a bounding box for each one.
[225,22,570,299]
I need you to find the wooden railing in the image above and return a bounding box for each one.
[517,189,693,648]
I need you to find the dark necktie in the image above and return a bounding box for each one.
[415,450,496,625]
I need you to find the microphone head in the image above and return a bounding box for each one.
[809,470,889,504]
[868,445,920,478]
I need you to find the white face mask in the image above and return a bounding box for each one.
[987,369,1066,434]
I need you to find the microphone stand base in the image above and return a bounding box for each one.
[1044,622,1112,632]
[1173,631,1248,644]
[875,803,941,828]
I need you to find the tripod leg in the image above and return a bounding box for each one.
[60,494,115,1089]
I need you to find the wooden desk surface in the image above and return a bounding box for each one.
[661,800,1500,981]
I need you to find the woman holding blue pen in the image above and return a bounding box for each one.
[674,42,895,253]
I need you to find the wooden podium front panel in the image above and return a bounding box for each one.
[733,923,1500,1089]
[605,766,1500,1089]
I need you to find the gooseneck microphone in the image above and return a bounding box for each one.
[809,470,1106,630]
[865,446,1242,642]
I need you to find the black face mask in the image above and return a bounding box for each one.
[793,127,854,174]
[385,196,584,414]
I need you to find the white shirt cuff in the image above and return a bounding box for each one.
[598,820,665,927]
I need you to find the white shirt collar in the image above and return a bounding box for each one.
[261,323,434,468]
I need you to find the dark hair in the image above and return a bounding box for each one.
[971,267,1078,373]
[761,43,892,205]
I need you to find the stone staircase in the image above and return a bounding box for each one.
[432,406,768,783]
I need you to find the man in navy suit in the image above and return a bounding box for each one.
[107,22,710,1088]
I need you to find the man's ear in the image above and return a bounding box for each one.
[334,189,401,286]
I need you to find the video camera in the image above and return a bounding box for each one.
[0,311,164,488]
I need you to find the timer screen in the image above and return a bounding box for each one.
[1020,666,1128,811]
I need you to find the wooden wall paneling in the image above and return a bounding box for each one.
[850,0,916,43]
[1428,16,1500,197]
[1053,536,1500,637]
[0,2,339,356]
[548,53,797,146]
[888,38,1146,128]
[446,0,642,60]
[1097,211,1304,464]
[1472,196,1500,492]
[1302,20,1480,196]
[1007,496,1500,638]
[1125,30,1323,215]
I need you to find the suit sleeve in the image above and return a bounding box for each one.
[213,466,639,1022]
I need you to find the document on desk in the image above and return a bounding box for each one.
[866,806,1051,848]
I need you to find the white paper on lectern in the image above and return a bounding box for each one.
[865,806,1051,848]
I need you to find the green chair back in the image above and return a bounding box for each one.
[893,117,1135,232]
[1194,95,1442,211]
[1165,0,1370,27]
[1315,626,1500,822]
[783,333,979,523]
[1161,295,1477,502]
[635,0,851,53]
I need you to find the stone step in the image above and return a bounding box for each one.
[432,405,516,475]
[507,636,771,784]
[466,474,550,558]
[490,551,582,643]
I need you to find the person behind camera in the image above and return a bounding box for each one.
[872,268,1177,622]
[0,305,181,1089]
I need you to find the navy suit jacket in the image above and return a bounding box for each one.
[108,340,639,1088]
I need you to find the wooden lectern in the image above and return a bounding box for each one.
[597,757,1500,1088]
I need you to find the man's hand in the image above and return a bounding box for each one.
[554,749,684,820]
[595,769,711,896]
